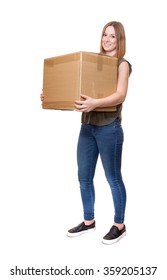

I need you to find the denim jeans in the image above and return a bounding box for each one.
[77,119,126,224]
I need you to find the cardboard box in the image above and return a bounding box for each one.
[42,51,118,111]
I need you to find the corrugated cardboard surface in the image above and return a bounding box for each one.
[42,52,118,111]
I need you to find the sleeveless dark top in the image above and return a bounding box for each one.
[81,58,132,126]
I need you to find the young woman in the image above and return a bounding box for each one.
[41,21,132,244]
[67,21,132,244]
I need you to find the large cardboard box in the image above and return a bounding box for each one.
[42,51,118,111]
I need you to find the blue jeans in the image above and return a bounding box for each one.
[77,119,126,224]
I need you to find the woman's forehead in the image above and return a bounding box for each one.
[104,25,115,34]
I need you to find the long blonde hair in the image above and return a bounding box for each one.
[100,21,126,60]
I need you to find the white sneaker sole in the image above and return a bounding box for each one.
[102,231,126,245]
[67,227,96,237]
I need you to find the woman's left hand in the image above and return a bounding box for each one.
[74,94,98,112]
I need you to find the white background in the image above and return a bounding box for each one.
[0,0,166,279]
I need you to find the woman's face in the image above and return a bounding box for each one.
[102,25,117,56]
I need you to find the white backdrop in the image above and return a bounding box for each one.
[0,0,166,279]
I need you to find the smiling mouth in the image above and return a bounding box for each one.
[104,44,111,47]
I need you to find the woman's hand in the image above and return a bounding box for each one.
[40,91,44,102]
[74,94,99,112]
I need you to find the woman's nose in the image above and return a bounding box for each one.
[105,35,110,41]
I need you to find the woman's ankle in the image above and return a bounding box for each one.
[84,220,95,226]
[114,223,125,230]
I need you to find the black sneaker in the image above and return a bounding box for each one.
[67,221,96,237]
[102,225,126,244]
